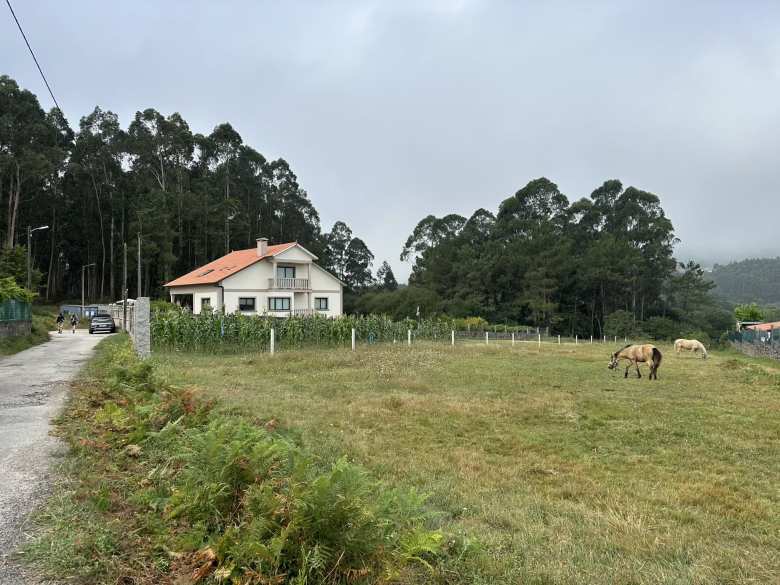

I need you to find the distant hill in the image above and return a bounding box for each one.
[709,257,780,305]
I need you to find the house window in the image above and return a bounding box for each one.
[268,297,291,311]
[201,297,211,312]
[238,297,256,312]
[315,297,329,311]
[277,266,296,279]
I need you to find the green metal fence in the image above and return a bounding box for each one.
[0,299,32,322]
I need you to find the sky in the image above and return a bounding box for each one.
[3,0,780,281]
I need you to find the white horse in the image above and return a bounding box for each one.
[674,338,708,359]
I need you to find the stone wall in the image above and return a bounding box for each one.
[0,320,32,338]
[732,341,780,361]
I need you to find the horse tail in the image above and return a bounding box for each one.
[652,347,662,379]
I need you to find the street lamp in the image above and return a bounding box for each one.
[27,225,49,290]
[81,263,96,317]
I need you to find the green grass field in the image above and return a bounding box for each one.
[153,341,779,584]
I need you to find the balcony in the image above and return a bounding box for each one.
[268,277,310,290]
[266,308,317,317]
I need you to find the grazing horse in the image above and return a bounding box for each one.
[608,344,662,380]
[674,338,708,359]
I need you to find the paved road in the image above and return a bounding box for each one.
[0,330,107,584]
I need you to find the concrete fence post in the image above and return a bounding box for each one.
[538,333,541,348]
[575,335,578,344]
[614,335,617,343]
[132,297,151,359]
[270,327,275,355]
[558,335,561,344]
[451,330,455,346]
[485,331,489,345]
[351,328,356,351]
[603,336,606,343]
[512,332,515,346]
[407,329,411,346]
[590,335,593,344]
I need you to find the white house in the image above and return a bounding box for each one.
[164,238,344,317]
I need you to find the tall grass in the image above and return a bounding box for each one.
[151,310,459,352]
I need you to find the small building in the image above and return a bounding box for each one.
[164,238,343,317]
[744,321,780,332]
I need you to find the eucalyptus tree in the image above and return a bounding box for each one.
[376,261,398,291]
[344,237,374,290]
[0,75,69,250]
[324,221,353,281]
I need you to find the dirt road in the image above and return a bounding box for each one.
[0,330,108,584]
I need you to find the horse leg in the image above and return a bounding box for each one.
[624,361,630,378]
[635,360,641,378]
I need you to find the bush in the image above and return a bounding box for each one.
[0,276,35,303]
[604,310,640,338]
[642,316,679,341]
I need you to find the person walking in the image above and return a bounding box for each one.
[55,312,65,334]
[70,313,78,334]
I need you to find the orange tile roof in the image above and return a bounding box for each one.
[164,242,297,287]
[746,321,780,332]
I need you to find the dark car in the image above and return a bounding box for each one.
[89,313,116,334]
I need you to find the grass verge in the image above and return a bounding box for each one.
[25,336,458,584]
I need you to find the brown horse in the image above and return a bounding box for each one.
[608,344,662,380]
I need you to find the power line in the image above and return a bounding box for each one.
[4,0,62,113]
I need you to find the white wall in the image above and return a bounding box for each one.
[223,259,273,289]
[274,246,315,263]
[169,285,221,315]
[223,290,294,315]
[309,264,343,316]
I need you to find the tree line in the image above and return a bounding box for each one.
[0,75,386,301]
[1,75,732,340]
[356,177,732,340]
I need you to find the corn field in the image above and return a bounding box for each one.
[151,309,459,352]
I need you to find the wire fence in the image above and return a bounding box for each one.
[727,328,780,360]
[0,299,31,322]
[150,310,631,354]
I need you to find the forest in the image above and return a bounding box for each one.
[0,75,376,302]
[2,75,733,339]
[710,257,780,305]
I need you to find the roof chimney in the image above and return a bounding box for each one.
[257,237,269,257]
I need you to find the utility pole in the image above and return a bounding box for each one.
[26,225,49,290]
[26,226,30,290]
[123,242,128,331]
[81,262,95,317]
[137,232,142,298]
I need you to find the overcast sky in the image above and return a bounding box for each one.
[3,0,779,280]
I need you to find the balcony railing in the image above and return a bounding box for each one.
[268,277,310,290]
[265,308,317,317]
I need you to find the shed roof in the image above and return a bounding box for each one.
[746,321,780,332]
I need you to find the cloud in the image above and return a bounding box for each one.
[3,0,779,280]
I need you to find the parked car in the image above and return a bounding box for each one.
[89,313,116,334]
